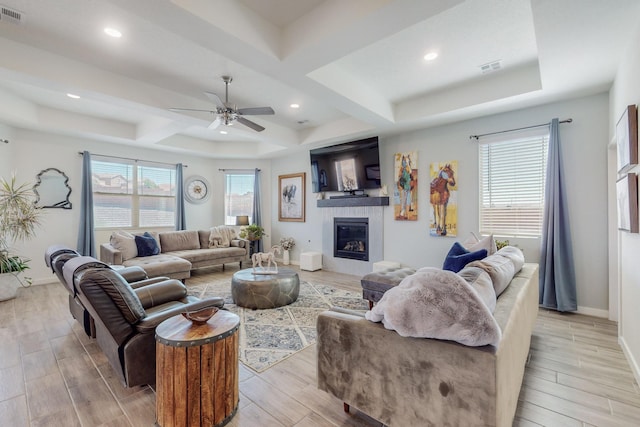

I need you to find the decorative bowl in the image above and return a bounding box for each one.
[181,306,219,325]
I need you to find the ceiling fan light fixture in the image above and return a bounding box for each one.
[290,103,300,109]
[170,76,272,132]
[104,27,122,38]
[424,51,438,61]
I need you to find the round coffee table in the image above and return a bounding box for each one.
[231,268,300,309]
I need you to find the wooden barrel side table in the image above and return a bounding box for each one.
[155,310,240,427]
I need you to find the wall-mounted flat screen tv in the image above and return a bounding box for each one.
[309,136,381,193]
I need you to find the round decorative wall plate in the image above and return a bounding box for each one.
[184,175,210,204]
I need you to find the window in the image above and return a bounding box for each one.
[92,158,177,229]
[224,173,255,225]
[479,134,548,237]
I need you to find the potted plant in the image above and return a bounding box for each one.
[238,223,266,241]
[0,173,42,301]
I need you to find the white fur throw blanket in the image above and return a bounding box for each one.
[209,226,237,248]
[365,267,501,347]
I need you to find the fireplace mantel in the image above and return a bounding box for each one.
[317,196,389,208]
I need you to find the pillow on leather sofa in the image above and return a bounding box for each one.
[135,232,160,257]
[443,242,487,273]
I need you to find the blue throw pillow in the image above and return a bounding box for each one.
[443,242,487,273]
[135,232,160,257]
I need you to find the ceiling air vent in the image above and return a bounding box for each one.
[479,60,502,74]
[0,5,25,24]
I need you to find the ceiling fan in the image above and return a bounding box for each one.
[170,76,274,132]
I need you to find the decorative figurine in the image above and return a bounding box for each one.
[251,245,282,274]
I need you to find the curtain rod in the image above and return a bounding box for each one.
[469,118,573,141]
[78,152,187,167]
[218,168,261,172]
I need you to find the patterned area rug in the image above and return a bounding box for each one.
[188,279,369,372]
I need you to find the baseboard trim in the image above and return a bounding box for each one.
[619,336,640,387]
[576,306,609,318]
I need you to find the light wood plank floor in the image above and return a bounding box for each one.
[1,265,639,426]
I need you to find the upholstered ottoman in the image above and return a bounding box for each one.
[360,267,416,309]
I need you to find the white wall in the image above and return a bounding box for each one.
[610,23,640,382]
[0,129,271,284]
[271,93,610,314]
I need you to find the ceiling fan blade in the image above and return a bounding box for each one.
[237,107,275,116]
[204,91,225,109]
[208,117,221,130]
[237,116,265,132]
[169,107,216,114]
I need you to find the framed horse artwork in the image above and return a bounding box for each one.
[394,152,418,221]
[429,161,458,236]
[279,172,306,222]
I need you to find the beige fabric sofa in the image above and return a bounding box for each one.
[317,263,539,427]
[100,229,249,280]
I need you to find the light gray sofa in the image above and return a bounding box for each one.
[99,229,249,280]
[317,262,539,427]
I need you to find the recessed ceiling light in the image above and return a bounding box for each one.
[104,27,122,38]
[290,103,300,109]
[66,93,80,99]
[220,130,228,135]
[424,52,438,61]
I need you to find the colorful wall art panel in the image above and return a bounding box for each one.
[394,152,418,220]
[429,160,458,236]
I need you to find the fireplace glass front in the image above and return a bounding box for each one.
[334,217,369,261]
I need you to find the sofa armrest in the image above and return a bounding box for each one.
[136,297,225,332]
[231,238,247,248]
[118,266,148,283]
[134,279,187,308]
[129,277,171,289]
[100,243,122,265]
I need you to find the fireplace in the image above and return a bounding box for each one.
[334,217,369,261]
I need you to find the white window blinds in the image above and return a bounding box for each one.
[92,158,176,229]
[224,173,255,225]
[479,134,548,237]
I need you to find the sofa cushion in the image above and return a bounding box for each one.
[169,247,246,264]
[110,230,138,261]
[135,232,160,257]
[443,242,487,273]
[457,266,497,313]
[159,230,200,252]
[467,253,515,297]
[123,254,191,278]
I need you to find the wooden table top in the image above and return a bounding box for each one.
[155,310,239,347]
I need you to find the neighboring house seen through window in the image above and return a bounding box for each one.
[91,158,177,229]
[479,133,549,237]
[224,172,255,225]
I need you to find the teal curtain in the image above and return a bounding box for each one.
[175,163,186,230]
[77,151,96,257]
[539,118,577,311]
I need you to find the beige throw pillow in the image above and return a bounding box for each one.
[110,230,138,261]
[462,232,497,255]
